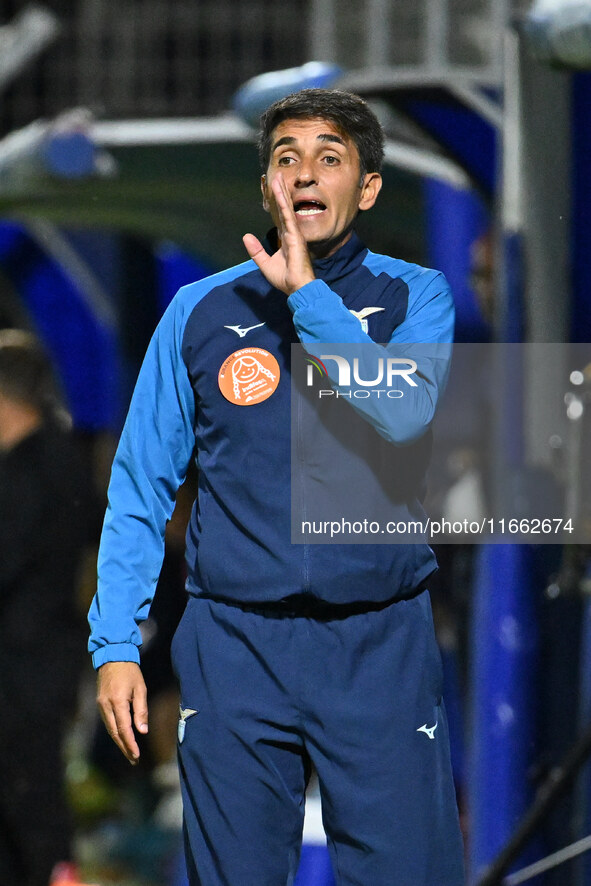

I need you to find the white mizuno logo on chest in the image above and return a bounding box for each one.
[349,306,385,333]
[224,322,266,338]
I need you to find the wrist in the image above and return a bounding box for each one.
[288,273,316,295]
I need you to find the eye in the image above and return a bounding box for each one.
[277,155,295,166]
[322,155,340,165]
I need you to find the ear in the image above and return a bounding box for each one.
[358,172,382,211]
[261,174,271,212]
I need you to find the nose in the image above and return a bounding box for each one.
[294,157,317,187]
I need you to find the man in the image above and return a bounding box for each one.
[89,89,464,885]
[0,330,93,886]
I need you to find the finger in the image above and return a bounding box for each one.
[272,174,297,235]
[243,233,270,267]
[112,702,141,763]
[132,681,149,736]
[99,701,140,764]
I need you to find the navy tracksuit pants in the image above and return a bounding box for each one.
[172,591,465,886]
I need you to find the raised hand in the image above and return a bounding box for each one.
[243,173,315,296]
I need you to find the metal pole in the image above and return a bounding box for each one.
[468,22,536,886]
[308,0,337,61]
[366,0,391,67]
[424,0,448,73]
[475,722,591,886]
[0,6,60,92]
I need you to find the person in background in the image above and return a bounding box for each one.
[0,329,95,886]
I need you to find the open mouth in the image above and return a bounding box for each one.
[294,200,326,216]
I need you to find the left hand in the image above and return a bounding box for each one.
[243,173,315,295]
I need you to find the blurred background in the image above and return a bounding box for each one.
[1,0,591,884]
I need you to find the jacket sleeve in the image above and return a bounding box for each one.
[88,296,196,668]
[287,270,454,445]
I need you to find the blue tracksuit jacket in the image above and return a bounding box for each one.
[88,232,454,668]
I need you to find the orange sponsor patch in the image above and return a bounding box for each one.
[218,347,280,405]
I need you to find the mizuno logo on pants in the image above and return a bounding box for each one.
[417,721,438,740]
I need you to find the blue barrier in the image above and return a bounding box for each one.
[468,544,539,883]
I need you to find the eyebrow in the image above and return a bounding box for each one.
[271,133,348,153]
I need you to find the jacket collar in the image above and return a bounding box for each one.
[263,229,367,287]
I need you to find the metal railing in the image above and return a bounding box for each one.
[308,0,510,83]
[1,0,519,136]
[0,0,308,132]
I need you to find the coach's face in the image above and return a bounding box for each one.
[262,117,382,258]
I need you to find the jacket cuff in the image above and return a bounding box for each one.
[287,279,332,313]
[92,642,141,670]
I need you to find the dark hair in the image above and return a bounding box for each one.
[0,329,65,423]
[258,88,385,176]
